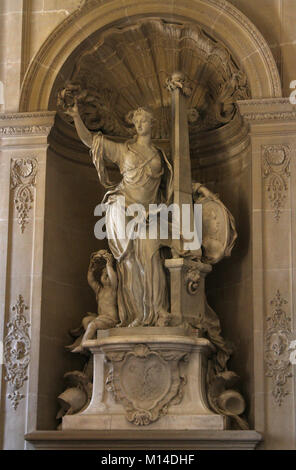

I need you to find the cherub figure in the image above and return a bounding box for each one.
[73,250,118,352]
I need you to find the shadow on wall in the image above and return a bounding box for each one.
[205,158,253,427]
[37,142,108,430]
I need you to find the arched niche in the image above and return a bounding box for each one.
[20,0,281,113]
[24,0,280,430]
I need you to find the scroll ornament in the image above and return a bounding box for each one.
[10,158,38,233]
[262,145,291,221]
[265,290,292,406]
[4,295,31,410]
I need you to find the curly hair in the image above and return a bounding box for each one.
[125,107,155,126]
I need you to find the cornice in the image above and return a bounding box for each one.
[0,112,56,121]
[0,112,56,137]
[237,99,296,122]
[240,111,296,122]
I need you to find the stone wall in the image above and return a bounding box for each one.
[37,146,105,430]
[0,0,295,450]
[0,1,296,112]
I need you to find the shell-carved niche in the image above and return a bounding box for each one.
[57,19,250,139]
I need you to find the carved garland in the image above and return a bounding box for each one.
[10,158,38,233]
[265,290,292,406]
[262,145,291,221]
[4,295,31,410]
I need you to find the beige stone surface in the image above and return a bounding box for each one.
[0,112,55,449]
[63,331,226,431]
[25,429,262,450]
[238,99,296,449]
[0,0,295,451]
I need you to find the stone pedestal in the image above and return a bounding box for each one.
[62,327,226,431]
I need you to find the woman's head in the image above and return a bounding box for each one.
[126,107,154,136]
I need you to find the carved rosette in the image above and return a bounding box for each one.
[10,158,38,233]
[265,290,292,406]
[262,145,291,221]
[4,295,31,410]
[106,344,187,425]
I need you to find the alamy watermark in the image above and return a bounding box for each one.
[94,197,203,251]
[0,340,3,365]
[289,340,296,365]
[289,80,296,105]
[0,81,4,110]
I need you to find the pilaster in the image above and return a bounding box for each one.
[238,98,296,449]
[0,111,56,449]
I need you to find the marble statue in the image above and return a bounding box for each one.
[72,250,118,352]
[66,103,173,328]
[57,72,248,431]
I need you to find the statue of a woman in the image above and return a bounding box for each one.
[67,102,173,327]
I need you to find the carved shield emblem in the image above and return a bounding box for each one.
[198,197,237,264]
[121,353,171,410]
[106,344,187,425]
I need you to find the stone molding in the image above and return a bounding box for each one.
[25,430,262,450]
[242,111,296,122]
[238,99,296,122]
[0,112,56,138]
[0,126,52,136]
[4,295,31,410]
[0,112,56,121]
[265,290,292,406]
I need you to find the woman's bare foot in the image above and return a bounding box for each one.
[128,318,143,327]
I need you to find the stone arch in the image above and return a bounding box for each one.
[19,0,281,112]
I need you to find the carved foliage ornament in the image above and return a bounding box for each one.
[10,158,37,233]
[106,344,187,425]
[4,295,31,410]
[265,290,292,406]
[262,145,291,221]
[165,72,192,97]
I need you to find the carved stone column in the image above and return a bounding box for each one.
[238,98,296,449]
[0,112,56,449]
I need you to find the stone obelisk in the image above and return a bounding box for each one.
[166,71,200,252]
[165,72,203,326]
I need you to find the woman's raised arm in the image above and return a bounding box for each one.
[66,100,93,148]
